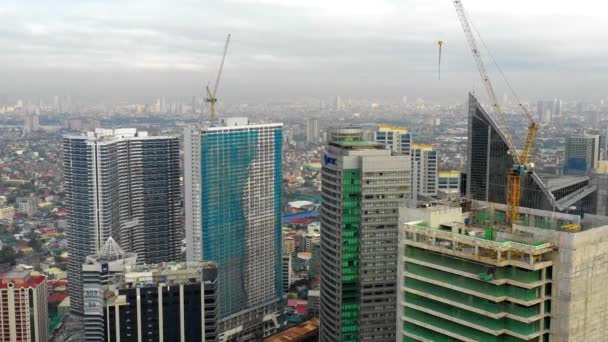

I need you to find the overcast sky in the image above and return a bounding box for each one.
[1,0,607,104]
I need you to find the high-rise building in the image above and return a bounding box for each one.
[466,93,596,216]
[374,125,436,200]
[553,98,562,122]
[82,237,137,341]
[373,125,412,156]
[184,118,284,340]
[23,114,39,135]
[399,201,608,341]
[0,270,48,342]
[63,128,181,315]
[411,143,438,197]
[564,134,601,175]
[282,254,292,296]
[536,100,544,122]
[105,262,219,342]
[319,127,409,341]
[306,118,320,144]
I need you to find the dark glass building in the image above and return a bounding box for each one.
[466,94,596,216]
[105,262,218,342]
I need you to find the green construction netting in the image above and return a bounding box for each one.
[403,307,537,342]
[404,278,540,318]
[406,263,541,301]
[405,246,542,283]
[405,292,541,335]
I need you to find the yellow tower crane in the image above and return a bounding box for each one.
[453,0,538,225]
[205,34,231,124]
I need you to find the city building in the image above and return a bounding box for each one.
[553,98,562,123]
[283,236,296,255]
[536,100,544,123]
[591,161,608,216]
[0,270,48,342]
[282,254,292,296]
[373,125,412,156]
[306,118,320,144]
[399,201,608,341]
[438,170,461,198]
[466,93,596,216]
[16,197,38,217]
[0,206,15,222]
[319,127,409,341]
[82,238,137,341]
[23,114,40,135]
[105,262,219,342]
[411,143,438,198]
[564,134,600,175]
[374,125,437,201]
[63,128,181,315]
[184,118,284,340]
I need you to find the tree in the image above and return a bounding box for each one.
[26,232,43,253]
[0,247,18,266]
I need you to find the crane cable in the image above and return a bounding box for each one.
[467,14,533,123]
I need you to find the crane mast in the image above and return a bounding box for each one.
[453,0,538,225]
[453,1,519,162]
[205,34,231,124]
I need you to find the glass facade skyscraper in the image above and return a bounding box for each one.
[466,93,596,216]
[63,128,181,315]
[184,118,284,341]
[319,127,410,341]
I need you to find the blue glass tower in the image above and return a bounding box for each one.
[184,119,284,340]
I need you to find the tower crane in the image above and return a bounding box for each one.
[205,34,231,124]
[453,0,538,225]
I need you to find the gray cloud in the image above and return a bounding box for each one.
[1,0,607,103]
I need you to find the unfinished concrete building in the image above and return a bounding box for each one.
[399,200,608,341]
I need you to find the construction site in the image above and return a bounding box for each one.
[399,200,608,341]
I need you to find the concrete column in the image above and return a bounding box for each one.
[158,285,164,342]
[136,287,142,342]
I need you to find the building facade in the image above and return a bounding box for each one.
[63,128,181,314]
[399,201,608,341]
[564,134,600,175]
[306,118,320,144]
[105,262,219,342]
[0,270,48,342]
[373,124,412,156]
[438,170,461,198]
[466,93,596,216]
[319,127,409,341]
[82,238,137,342]
[374,125,437,200]
[411,143,438,197]
[184,118,284,340]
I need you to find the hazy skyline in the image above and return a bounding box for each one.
[2,0,607,104]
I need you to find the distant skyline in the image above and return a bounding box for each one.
[1,0,607,104]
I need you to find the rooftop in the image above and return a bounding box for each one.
[263,318,319,342]
[0,271,45,289]
[331,140,384,148]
